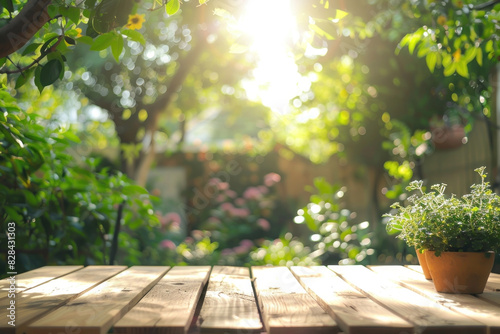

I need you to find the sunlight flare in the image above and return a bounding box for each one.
[238,0,303,114]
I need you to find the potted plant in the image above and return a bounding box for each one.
[429,104,468,150]
[384,167,499,293]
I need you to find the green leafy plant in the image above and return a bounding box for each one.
[385,166,500,255]
[293,177,373,264]
[0,92,158,274]
[249,233,320,267]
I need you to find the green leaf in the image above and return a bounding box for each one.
[0,0,14,12]
[476,47,483,66]
[85,0,97,9]
[90,32,115,51]
[314,21,337,40]
[425,52,437,73]
[334,9,348,21]
[408,35,420,54]
[77,36,94,45]
[40,59,63,87]
[22,43,41,56]
[417,45,429,58]
[34,65,44,93]
[62,130,81,143]
[47,5,59,18]
[60,6,81,24]
[15,68,34,89]
[166,0,180,15]
[464,47,476,62]
[122,184,149,196]
[121,29,146,45]
[64,36,76,45]
[40,35,59,55]
[22,190,39,206]
[456,60,469,78]
[111,34,124,62]
[485,40,493,52]
[443,62,456,77]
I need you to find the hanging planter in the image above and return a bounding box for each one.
[430,123,466,150]
[429,109,467,150]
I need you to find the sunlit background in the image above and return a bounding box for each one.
[237,0,305,114]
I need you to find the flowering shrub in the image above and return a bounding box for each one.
[154,172,283,265]
[196,173,281,252]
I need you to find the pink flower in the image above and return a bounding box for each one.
[240,239,254,248]
[243,187,261,200]
[207,217,221,225]
[216,194,226,202]
[225,189,237,198]
[191,230,204,240]
[160,240,176,250]
[221,248,235,256]
[233,245,249,255]
[164,212,181,224]
[220,202,234,211]
[257,218,270,231]
[235,197,246,206]
[264,173,281,187]
[258,185,269,195]
[229,207,250,218]
[218,182,229,190]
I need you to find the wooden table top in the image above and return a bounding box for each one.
[1,265,499,334]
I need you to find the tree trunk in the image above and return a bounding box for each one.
[0,0,52,58]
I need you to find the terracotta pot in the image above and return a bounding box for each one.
[425,251,495,294]
[415,249,432,280]
[430,124,465,150]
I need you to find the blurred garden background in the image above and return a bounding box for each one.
[1,0,499,275]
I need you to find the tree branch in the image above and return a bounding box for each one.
[473,0,500,10]
[0,0,53,59]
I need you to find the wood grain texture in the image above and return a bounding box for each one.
[485,273,500,291]
[199,266,262,333]
[329,265,485,334]
[476,292,500,308]
[0,265,126,334]
[0,266,83,300]
[113,266,211,334]
[291,266,413,334]
[26,266,169,334]
[252,266,338,334]
[370,265,500,334]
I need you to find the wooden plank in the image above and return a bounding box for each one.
[407,265,500,292]
[0,266,83,300]
[476,292,500,308]
[114,266,211,334]
[290,266,413,334]
[26,266,169,334]
[251,266,338,334]
[486,273,500,291]
[199,266,262,333]
[0,265,126,334]
[329,265,485,334]
[370,265,500,334]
